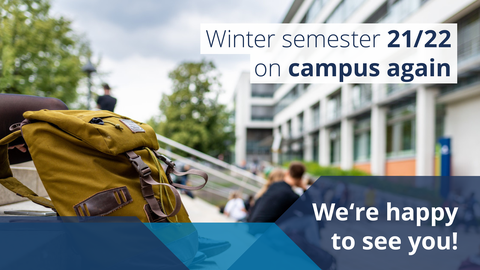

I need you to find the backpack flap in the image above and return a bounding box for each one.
[23,110,159,156]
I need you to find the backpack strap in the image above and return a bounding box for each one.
[126,151,182,218]
[154,151,208,191]
[0,131,55,210]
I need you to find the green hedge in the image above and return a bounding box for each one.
[284,161,442,205]
[284,161,371,176]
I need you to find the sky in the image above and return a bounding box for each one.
[50,0,293,122]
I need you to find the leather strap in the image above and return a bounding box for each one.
[9,119,31,132]
[171,169,208,190]
[73,186,133,217]
[126,151,181,218]
[153,150,208,191]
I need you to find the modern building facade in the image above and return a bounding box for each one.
[234,72,277,165]
[235,0,480,177]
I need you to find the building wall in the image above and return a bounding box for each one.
[354,162,371,173]
[444,92,480,176]
[385,159,416,176]
[269,0,478,177]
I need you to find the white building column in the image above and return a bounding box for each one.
[272,126,280,164]
[416,86,438,176]
[370,106,386,175]
[341,85,354,170]
[303,107,313,161]
[319,128,330,166]
[370,84,386,175]
[291,114,299,138]
[319,97,330,166]
[304,134,313,161]
[235,128,247,166]
[341,119,354,170]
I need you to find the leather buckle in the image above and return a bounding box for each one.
[129,155,151,177]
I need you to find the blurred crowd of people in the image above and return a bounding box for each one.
[222,161,311,222]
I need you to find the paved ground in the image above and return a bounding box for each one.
[181,195,233,222]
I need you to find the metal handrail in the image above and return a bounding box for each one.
[156,134,266,185]
[10,166,37,171]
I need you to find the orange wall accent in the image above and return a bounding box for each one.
[354,163,371,174]
[385,159,416,176]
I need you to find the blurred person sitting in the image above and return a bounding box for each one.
[249,162,306,222]
[96,83,117,112]
[244,194,254,212]
[292,176,309,196]
[238,160,247,170]
[224,191,247,222]
[255,168,285,200]
[247,168,285,221]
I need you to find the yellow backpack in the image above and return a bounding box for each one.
[0,110,207,223]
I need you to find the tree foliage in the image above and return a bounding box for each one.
[151,60,235,157]
[0,0,89,105]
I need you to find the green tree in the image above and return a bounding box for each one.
[0,0,89,105]
[151,60,235,157]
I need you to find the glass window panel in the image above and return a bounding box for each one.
[298,113,304,133]
[311,103,320,128]
[330,127,341,163]
[386,101,416,157]
[354,118,371,161]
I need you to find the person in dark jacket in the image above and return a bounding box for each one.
[96,83,117,112]
[249,162,306,222]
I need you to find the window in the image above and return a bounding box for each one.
[353,117,371,161]
[327,91,342,121]
[298,113,304,134]
[351,84,372,110]
[312,132,320,162]
[251,84,276,98]
[326,0,365,23]
[246,129,272,156]
[305,0,329,23]
[378,0,426,23]
[458,7,480,62]
[330,126,341,164]
[386,102,416,158]
[290,140,304,161]
[364,2,387,23]
[251,105,274,121]
[274,84,309,114]
[311,102,320,128]
[386,84,410,95]
[287,120,292,138]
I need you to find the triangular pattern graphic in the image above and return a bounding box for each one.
[148,222,272,270]
[228,224,320,270]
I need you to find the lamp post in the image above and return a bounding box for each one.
[81,59,97,110]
